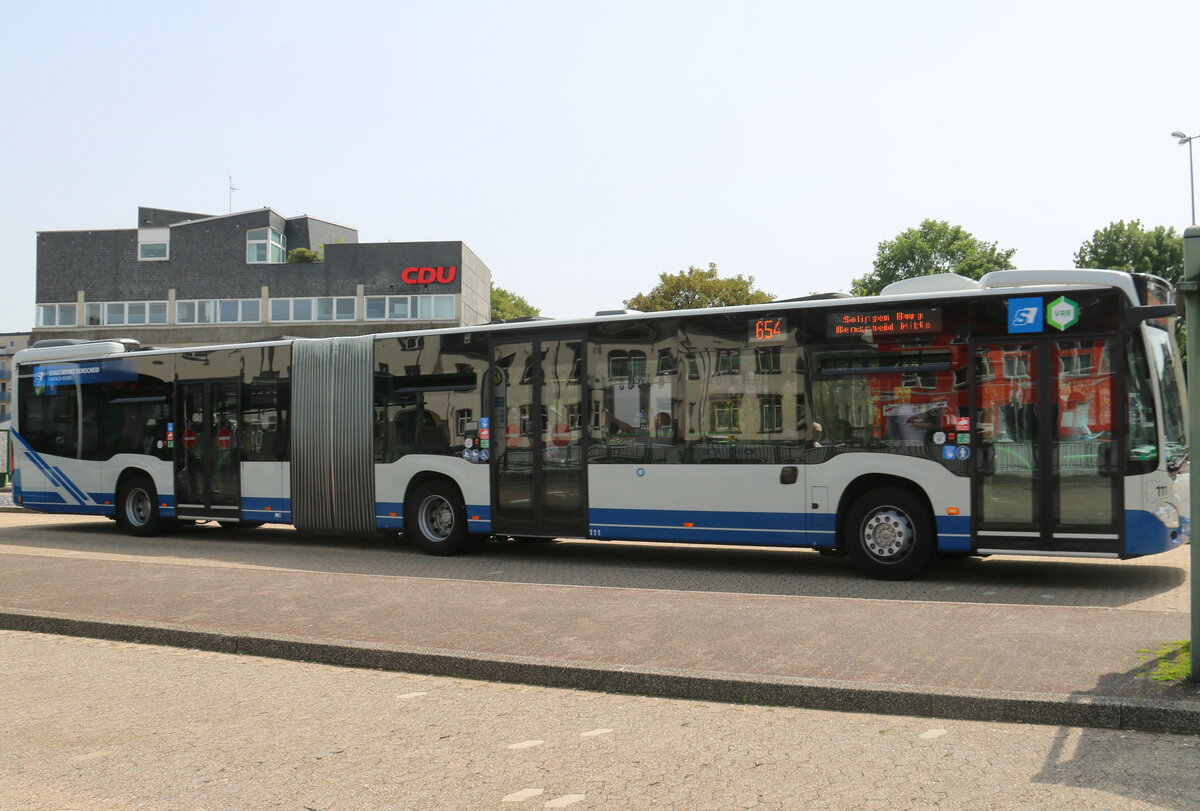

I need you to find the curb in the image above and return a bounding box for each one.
[2,608,1198,736]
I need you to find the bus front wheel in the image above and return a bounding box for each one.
[844,487,933,580]
[405,481,469,556]
[117,474,165,537]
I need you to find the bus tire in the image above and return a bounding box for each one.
[844,487,933,580]
[117,474,164,537]
[405,480,469,556]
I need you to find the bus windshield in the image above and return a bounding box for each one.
[1145,325,1187,471]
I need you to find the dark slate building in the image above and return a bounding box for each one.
[33,206,493,345]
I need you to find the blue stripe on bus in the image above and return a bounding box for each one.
[935,515,972,551]
[241,497,292,523]
[372,503,492,533]
[1125,510,1184,556]
[19,490,67,505]
[10,431,93,507]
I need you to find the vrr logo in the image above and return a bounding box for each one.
[1046,296,1079,331]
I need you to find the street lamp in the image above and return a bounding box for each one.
[1171,131,1196,225]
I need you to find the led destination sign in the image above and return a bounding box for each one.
[827,308,942,338]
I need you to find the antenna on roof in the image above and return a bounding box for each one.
[228,173,239,213]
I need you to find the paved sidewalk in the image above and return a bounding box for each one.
[0,513,1197,735]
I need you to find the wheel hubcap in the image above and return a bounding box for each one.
[127,488,151,527]
[861,506,914,562]
[418,495,455,541]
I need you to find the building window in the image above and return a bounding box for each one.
[709,397,741,433]
[212,299,262,323]
[138,228,170,261]
[755,347,781,374]
[247,228,286,263]
[456,409,473,436]
[715,349,741,375]
[759,394,783,433]
[268,297,355,323]
[364,295,455,321]
[138,243,168,260]
[175,299,257,324]
[37,303,77,327]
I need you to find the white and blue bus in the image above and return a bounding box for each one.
[11,269,1188,579]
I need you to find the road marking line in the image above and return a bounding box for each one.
[397,691,428,699]
[919,729,947,739]
[545,795,585,808]
[503,788,544,802]
[580,728,613,737]
[507,739,544,749]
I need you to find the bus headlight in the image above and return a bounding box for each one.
[1154,502,1180,528]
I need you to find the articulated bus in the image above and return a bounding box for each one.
[11,269,1189,579]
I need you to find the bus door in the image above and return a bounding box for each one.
[175,379,242,520]
[972,338,1120,552]
[490,336,588,538]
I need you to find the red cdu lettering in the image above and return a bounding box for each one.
[401,266,458,285]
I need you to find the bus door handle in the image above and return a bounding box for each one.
[779,466,798,485]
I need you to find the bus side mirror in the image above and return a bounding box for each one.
[1125,304,1177,326]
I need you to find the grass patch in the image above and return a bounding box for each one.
[1141,640,1192,683]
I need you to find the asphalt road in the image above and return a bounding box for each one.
[4,629,1198,810]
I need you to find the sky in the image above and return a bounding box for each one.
[2,1,1196,331]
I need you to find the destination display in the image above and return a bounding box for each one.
[827,308,942,338]
[749,317,787,343]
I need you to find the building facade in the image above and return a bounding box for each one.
[32,206,493,346]
[0,332,31,426]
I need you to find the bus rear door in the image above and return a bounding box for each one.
[490,336,588,538]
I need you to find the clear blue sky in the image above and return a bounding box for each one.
[2,1,1195,331]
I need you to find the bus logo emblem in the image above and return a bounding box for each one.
[1007,298,1043,333]
[1046,296,1079,331]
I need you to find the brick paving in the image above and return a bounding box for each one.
[4,630,1198,810]
[0,512,1196,726]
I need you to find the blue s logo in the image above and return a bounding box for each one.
[1008,298,1043,333]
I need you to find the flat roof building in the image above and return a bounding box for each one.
[32,206,492,346]
[0,332,31,427]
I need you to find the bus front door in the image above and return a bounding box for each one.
[175,380,242,521]
[490,337,588,538]
[972,338,1120,552]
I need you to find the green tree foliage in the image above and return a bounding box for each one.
[491,284,540,321]
[1073,220,1183,284]
[624,263,774,311]
[286,247,323,263]
[851,220,1017,297]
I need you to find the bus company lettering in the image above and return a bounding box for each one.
[401,266,457,284]
[827,308,943,337]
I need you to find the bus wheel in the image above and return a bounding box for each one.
[405,481,469,556]
[117,475,164,537]
[844,487,933,580]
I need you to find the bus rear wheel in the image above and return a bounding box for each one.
[117,474,165,537]
[405,481,470,556]
[844,487,933,580]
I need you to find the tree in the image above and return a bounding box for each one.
[624,263,774,311]
[286,247,323,263]
[491,283,540,321]
[1074,220,1183,284]
[851,220,1017,297]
